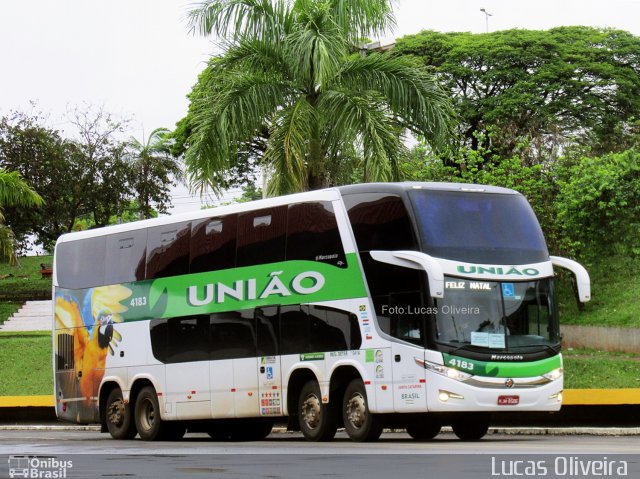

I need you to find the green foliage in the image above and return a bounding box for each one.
[555,149,640,257]
[0,109,180,252]
[395,27,640,163]
[0,332,52,395]
[179,0,453,195]
[0,168,43,263]
[558,254,640,328]
[563,349,640,389]
[127,128,183,219]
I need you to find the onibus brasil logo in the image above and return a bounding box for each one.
[8,456,72,478]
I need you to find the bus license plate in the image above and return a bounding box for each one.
[498,395,519,405]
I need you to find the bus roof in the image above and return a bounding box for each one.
[55,182,518,245]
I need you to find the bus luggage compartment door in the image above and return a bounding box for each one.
[391,341,428,412]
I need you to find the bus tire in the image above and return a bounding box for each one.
[134,386,169,441]
[342,378,382,442]
[105,388,137,440]
[298,380,337,442]
[406,419,441,440]
[452,414,490,441]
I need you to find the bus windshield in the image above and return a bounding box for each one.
[432,277,559,353]
[408,189,548,264]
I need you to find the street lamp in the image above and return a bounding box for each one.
[480,8,492,33]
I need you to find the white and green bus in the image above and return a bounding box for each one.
[52,182,590,442]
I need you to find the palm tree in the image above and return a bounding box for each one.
[127,128,183,219]
[0,169,44,263]
[185,0,453,195]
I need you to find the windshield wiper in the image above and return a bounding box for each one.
[508,343,559,355]
[447,342,482,356]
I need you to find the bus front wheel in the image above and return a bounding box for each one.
[105,388,137,440]
[342,379,382,442]
[298,380,337,442]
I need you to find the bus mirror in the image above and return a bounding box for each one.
[370,250,444,298]
[550,256,591,303]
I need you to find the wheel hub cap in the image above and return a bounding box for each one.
[301,393,321,429]
[346,393,366,429]
[107,399,125,427]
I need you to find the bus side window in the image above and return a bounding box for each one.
[166,316,209,363]
[210,310,256,360]
[389,291,424,344]
[190,215,237,273]
[286,202,346,267]
[146,222,190,279]
[256,306,279,356]
[150,318,168,363]
[279,305,309,355]
[56,237,106,289]
[105,230,147,285]
[237,206,287,267]
[344,194,416,252]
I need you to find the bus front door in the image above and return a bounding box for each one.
[256,306,283,418]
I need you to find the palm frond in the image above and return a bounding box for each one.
[0,224,17,265]
[188,0,293,41]
[185,70,293,193]
[326,0,396,43]
[0,169,44,209]
[220,39,292,80]
[285,21,346,89]
[335,53,454,148]
[319,89,405,182]
[265,96,315,195]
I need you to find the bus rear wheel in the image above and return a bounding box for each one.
[134,386,181,441]
[298,380,337,442]
[452,414,490,441]
[342,379,382,442]
[105,388,137,440]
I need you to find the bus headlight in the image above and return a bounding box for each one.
[423,361,471,382]
[543,368,563,381]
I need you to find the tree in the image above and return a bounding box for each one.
[127,128,183,219]
[0,169,43,262]
[1,109,142,251]
[181,0,452,195]
[395,27,640,163]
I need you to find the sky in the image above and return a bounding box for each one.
[2,0,640,213]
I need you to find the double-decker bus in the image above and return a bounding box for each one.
[52,182,590,442]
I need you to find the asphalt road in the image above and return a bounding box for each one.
[1,430,638,479]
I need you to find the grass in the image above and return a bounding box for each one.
[563,348,640,389]
[0,302,20,326]
[0,255,52,296]
[0,331,52,395]
[557,253,640,328]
